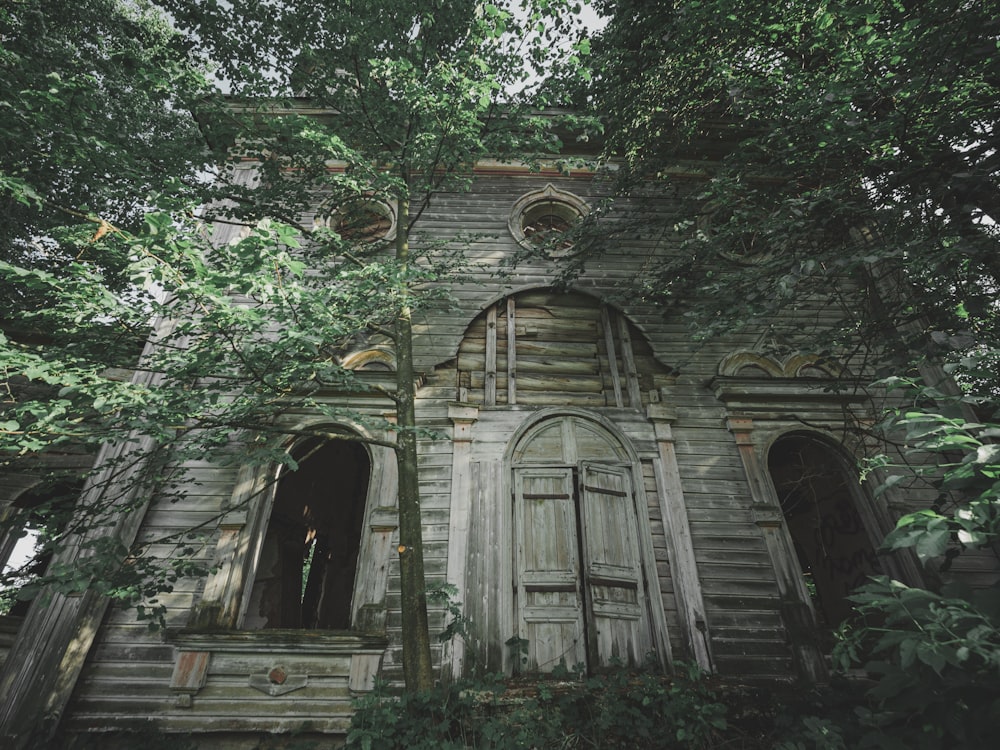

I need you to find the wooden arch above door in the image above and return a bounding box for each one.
[456,289,675,408]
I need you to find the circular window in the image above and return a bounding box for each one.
[323,198,396,244]
[509,185,589,257]
[698,203,772,264]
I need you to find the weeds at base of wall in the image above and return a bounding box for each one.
[347,663,728,750]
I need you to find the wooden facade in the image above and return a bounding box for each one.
[2,155,997,746]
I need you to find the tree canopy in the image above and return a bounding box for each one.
[589,1,1000,745]
[2,0,999,744]
[1,0,596,701]
[594,0,999,351]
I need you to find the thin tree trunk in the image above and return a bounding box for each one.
[393,189,434,691]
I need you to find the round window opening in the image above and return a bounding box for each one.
[509,185,589,257]
[325,198,396,244]
[698,203,772,264]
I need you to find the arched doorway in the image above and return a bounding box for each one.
[511,415,654,672]
[767,434,881,638]
[243,439,370,630]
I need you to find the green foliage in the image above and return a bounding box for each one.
[347,666,727,750]
[0,0,211,311]
[590,4,1000,746]
[821,577,1000,749]
[591,0,1000,358]
[869,377,1000,568]
[426,581,470,644]
[2,0,598,696]
[812,377,1000,749]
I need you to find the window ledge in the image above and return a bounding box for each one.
[164,628,388,654]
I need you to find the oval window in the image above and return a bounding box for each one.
[509,185,589,257]
[325,198,396,243]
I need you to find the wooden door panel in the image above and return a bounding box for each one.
[579,462,652,667]
[514,468,587,671]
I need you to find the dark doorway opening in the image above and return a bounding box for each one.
[245,438,370,630]
[768,435,881,638]
[1,481,80,617]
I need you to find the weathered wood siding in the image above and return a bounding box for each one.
[41,164,995,742]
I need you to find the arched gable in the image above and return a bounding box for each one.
[454,288,675,408]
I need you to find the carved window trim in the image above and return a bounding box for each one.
[697,202,773,265]
[189,421,398,635]
[508,184,589,257]
[320,196,397,244]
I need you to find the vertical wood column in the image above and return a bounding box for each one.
[485,305,497,407]
[191,463,271,629]
[727,417,827,682]
[600,305,624,407]
[354,427,399,634]
[646,405,714,672]
[506,298,517,405]
[616,315,643,408]
[444,403,479,679]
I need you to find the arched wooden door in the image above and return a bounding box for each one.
[512,416,652,672]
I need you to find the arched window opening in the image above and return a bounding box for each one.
[0,482,80,617]
[767,435,880,635]
[243,439,370,630]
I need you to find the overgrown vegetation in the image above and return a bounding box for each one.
[586,2,1000,748]
[2,0,999,747]
[1,0,596,698]
[348,666,728,750]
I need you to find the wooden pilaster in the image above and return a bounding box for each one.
[646,404,714,672]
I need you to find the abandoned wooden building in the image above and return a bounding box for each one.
[1,123,995,746]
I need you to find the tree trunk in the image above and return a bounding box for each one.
[393,190,434,691]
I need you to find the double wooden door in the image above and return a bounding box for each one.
[514,462,652,672]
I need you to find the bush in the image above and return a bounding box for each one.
[346,664,727,750]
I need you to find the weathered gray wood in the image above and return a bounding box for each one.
[726,417,826,682]
[514,466,587,672]
[617,314,643,408]
[0,315,183,749]
[580,462,653,667]
[600,305,624,408]
[507,297,517,405]
[646,405,714,673]
[485,304,497,407]
[22,161,987,742]
[443,403,478,678]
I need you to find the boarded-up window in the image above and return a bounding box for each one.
[767,435,881,632]
[457,290,673,408]
[243,440,370,630]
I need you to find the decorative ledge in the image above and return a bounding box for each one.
[164,630,388,704]
[709,376,868,405]
[165,629,389,654]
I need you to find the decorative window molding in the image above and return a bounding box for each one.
[717,356,924,680]
[171,422,398,710]
[320,196,397,244]
[340,346,396,372]
[508,184,589,257]
[697,203,773,265]
[711,351,860,411]
[188,421,398,635]
[717,351,845,379]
